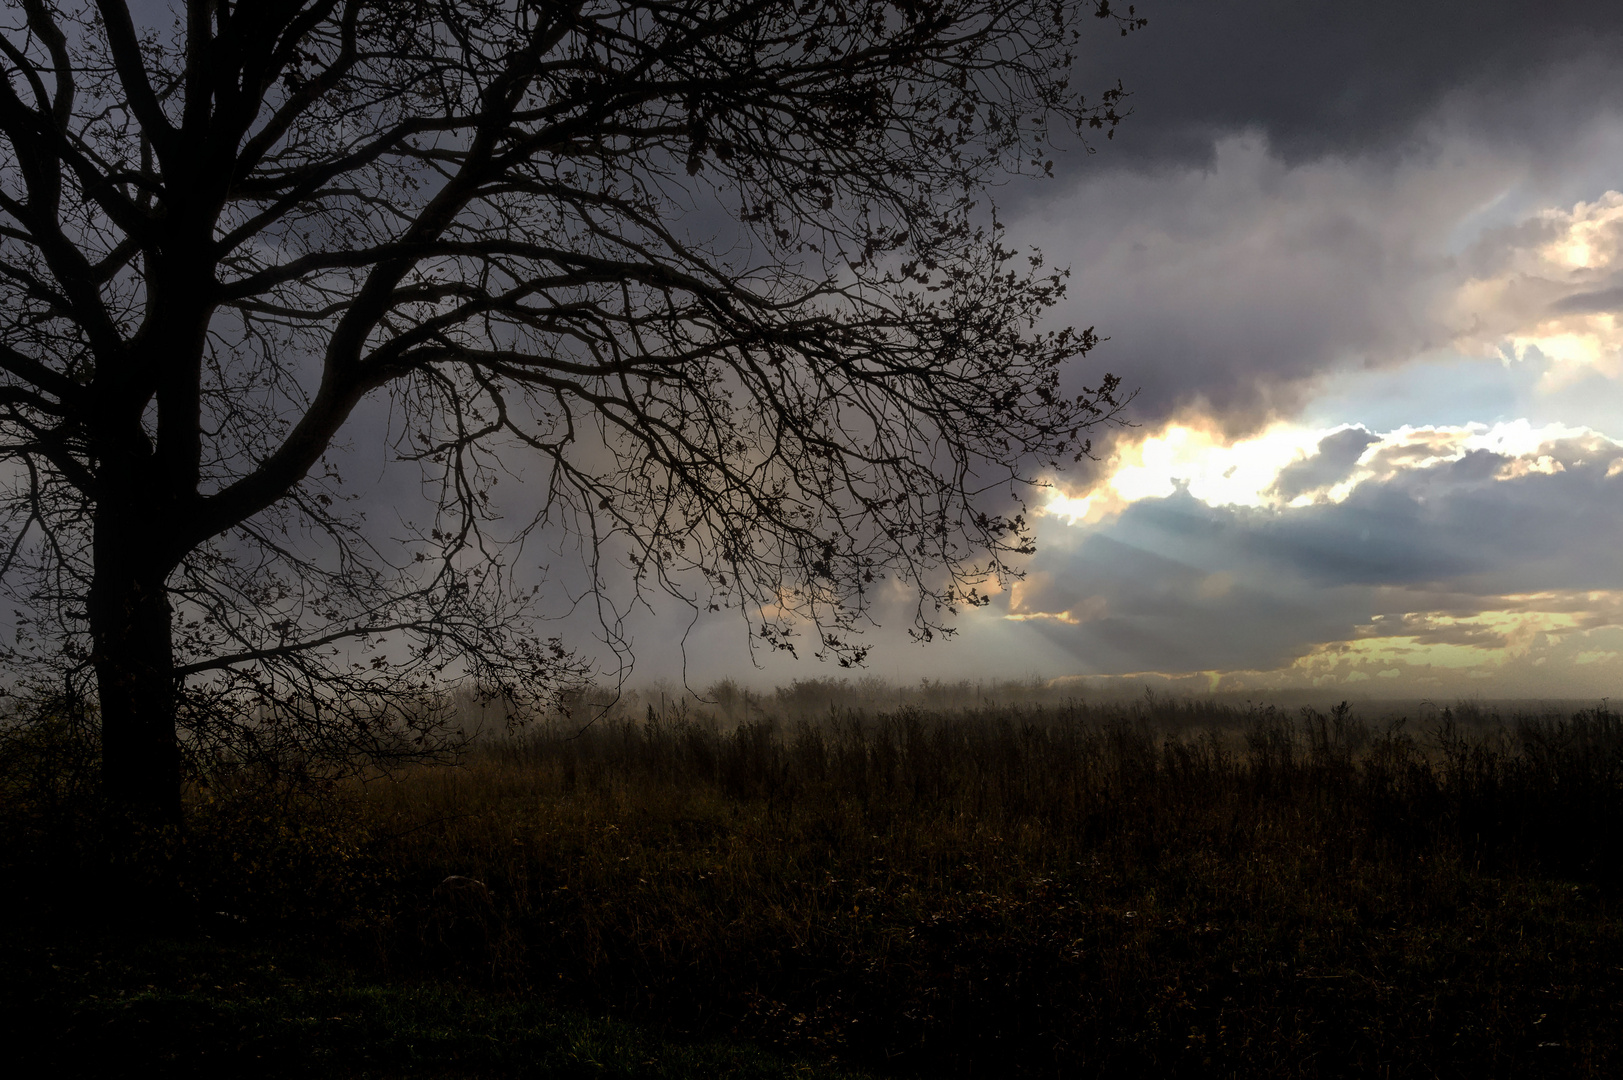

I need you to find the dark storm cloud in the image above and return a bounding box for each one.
[1073,0,1623,169]
[996,1,1623,437]
[1022,141,1468,433]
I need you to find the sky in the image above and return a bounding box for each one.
[638,0,1623,699]
[12,2,1621,707]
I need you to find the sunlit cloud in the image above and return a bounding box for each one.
[1015,590,1623,696]
[1105,421,1332,508]
[1274,595,1623,689]
[1042,490,1096,525]
[1446,190,1623,387]
[1040,419,1348,521]
[1040,417,1623,523]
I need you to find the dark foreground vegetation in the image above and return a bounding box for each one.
[4,687,1623,1077]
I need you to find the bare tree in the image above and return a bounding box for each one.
[0,0,1134,831]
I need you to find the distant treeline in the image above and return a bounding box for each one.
[458,672,1608,733]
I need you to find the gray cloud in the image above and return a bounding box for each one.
[1014,527,1350,672]
[1011,439,1623,675]
[1551,286,1623,315]
[1268,427,1379,502]
[1016,137,1487,434]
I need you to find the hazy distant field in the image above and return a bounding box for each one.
[6,682,1623,1076]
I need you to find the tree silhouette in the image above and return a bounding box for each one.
[0,0,1134,829]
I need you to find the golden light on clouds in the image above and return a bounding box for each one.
[1040,418,1336,522]
[1027,592,1623,694]
[1447,189,1623,386]
[1327,592,1623,686]
[1017,406,1623,693]
[1042,490,1095,525]
[1040,417,1621,523]
[1278,602,1612,687]
[1106,421,1327,507]
[1547,192,1623,269]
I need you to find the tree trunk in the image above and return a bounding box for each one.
[90,511,181,832]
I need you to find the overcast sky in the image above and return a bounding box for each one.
[622,0,1623,700]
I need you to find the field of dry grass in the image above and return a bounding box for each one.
[5,687,1623,1076]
